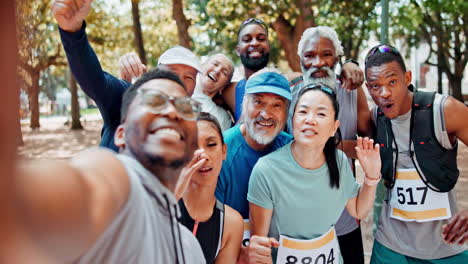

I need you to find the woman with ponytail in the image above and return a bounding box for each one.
[246,83,381,264]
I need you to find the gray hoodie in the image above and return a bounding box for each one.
[75,154,205,263]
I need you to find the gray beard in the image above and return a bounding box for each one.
[301,65,337,90]
[245,118,280,145]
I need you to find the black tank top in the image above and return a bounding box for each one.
[178,199,225,264]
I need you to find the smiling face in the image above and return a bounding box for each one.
[236,24,270,71]
[164,64,198,96]
[365,61,413,119]
[200,54,234,96]
[300,37,338,88]
[191,120,226,185]
[243,93,287,145]
[119,78,198,169]
[293,90,339,148]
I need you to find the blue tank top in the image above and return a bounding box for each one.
[234,79,247,122]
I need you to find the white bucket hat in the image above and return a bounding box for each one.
[158,46,203,73]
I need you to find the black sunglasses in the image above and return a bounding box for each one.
[364,44,401,64]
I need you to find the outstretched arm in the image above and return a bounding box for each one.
[346,137,381,219]
[11,149,129,261]
[53,0,129,125]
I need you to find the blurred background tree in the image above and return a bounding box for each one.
[15,0,467,132]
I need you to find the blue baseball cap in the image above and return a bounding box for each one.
[245,72,292,100]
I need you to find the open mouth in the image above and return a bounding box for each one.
[256,120,274,128]
[150,127,184,141]
[248,49,263,59]
[198,166,213,173]
[207,72,217,82]
[302,129,317,136]
[382,102,394,111]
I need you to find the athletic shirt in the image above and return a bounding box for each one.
[248,143,360,263]
[215,124,293,219]
[288,77,359,236]
[373,93,468,259]
[234,79,247,122]
[178,199,225,264]
[74,154,205,264]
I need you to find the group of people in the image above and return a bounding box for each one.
[5,0,467,263]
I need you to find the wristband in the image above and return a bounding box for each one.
[344,59,359,67]
[364,173,381,186]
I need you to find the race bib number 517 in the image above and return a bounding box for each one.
[390,169,451,222]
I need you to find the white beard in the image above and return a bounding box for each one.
[301,65,337,90]
[245,117,281,145]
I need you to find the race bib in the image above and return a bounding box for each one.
[242,219,251,247]
[390,169,451,222]
[276,227,339,264]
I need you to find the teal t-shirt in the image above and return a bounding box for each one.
[247,142,360,261]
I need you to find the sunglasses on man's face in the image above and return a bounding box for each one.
[138,89,201,121]
[364,45,401,64]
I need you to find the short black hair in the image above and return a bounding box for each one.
[364,50,407,76]
[120,68,186,123]
[197,112,225,143]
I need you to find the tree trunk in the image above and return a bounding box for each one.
[16,118,23,146]
[272,0,316,71]
[448,76,463,102]
[272,16,301,72]
[131,0,147,65]
[29,72,40,129]
[172,0,191,49]
[437,66,443,94]
[70,71,83,130]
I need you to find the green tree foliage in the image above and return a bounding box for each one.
[87,0,178,70]
[393,0,466,101]
[317,1,379,61]
[189,0,379,71]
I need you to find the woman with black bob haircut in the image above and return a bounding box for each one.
[247,83,382,263]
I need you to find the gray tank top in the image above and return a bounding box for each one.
[373,93,467,259]
[74,154,205,264]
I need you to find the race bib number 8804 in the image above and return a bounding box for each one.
[276,227,339,264]
[390,169,451,222]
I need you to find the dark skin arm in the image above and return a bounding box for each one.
[0,1,21,259]
[222,81,237,114]
[441,96,468,244]
[10,149,130,261]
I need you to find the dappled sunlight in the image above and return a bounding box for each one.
[18,119,102,160]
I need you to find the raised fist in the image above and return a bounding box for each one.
[52,0,93,32]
